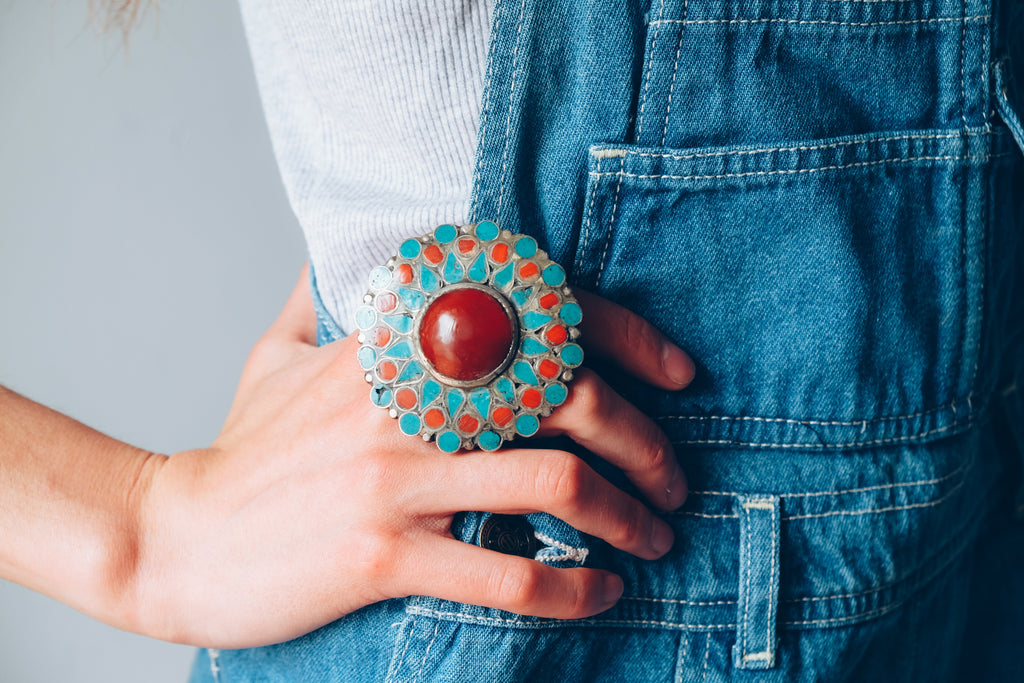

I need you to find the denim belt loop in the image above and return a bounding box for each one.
[733,494,782,670]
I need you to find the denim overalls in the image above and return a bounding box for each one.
[193,0,1024,679]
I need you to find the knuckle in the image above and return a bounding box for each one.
[641,437,674,474]
[610,504,648,549]
[538,455,589,510]
[490,562,543,609]
[622,309,660,355]
[352,530,400,584]
[564,370,608,419]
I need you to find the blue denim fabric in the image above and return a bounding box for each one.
[196,0,1024,679]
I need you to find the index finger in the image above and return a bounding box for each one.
[575,289,695,390]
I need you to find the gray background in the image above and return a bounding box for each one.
[0,2,305,681]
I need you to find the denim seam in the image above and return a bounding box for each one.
[648,15,990,28]
[404,607,737,631]
[593,155,626,288]
[578,156,601,277]
[594,130,993,161]
[207,649,220,683]
[623,596,737,607]
[701,635,712,681]
[670,417,971,448]
[385,616,417,683]
[636,0,667,141]
[413,620,441,683]
[960,1,969,130]
[659,401,956,426]
[587,154,994,182]
[468,0,502,221]
[691,459,967,497]
[494,0,528,221]
[673,632,688,683]
[785,479,964,519]
[660,0,687,147]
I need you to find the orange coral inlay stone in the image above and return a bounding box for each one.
[424,409,446,429]
[492,407,514,427]
[395,388,417,410]
[538,359,560,378]
[396,263,414,284]
[490,243,509,263]
[458,414,480,434]
[545,325,568,345]
[521,389,542,409]
[424,245,444,264]
[539,292,559,309]
[518,262,539,279]
[375,292,398,312]
[378,362,398,380]
[373,327,391,347]
[458,239,477,254]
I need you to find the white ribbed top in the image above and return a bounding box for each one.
[238,0,492,330]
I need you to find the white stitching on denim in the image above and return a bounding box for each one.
[588,154,989,182]
[579,158,601,279]
[672,419,967,448]
[674,510,739,519]
[594,156,625,288]
[674,633,688,683]
[414,620,441,682]
[786,480,964,519]
[742,499,774,510]
[960,2,968,129]
[648,15,990,28]
[534,531,589,564]
[594,130,990,162]
[207,649,220,683]
[691,459,967,498]
[659,401,956,426]
[701,634,712,681]
[470,0,501,220]
[494,0,528,220]
[741,500,752,658]
[743,651,773,663]
[405,606,736,630]
[767,501,777,664]
[784,600,904,627]
[637,0,667,140]
[623,596,737,606]
[661,0,687,147]
[386,617,417,683]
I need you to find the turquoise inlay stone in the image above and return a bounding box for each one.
[510,287,533,307]
[421,379,442,407]
[513,361,539,385]
[542,264,566,286]
[522,311,554,329]
[385,341,413,358]
[521,338,548,355]
[397,360,424,382]
[398,288,425,310]
[560,343,584,366]
[369,266,392,289]
[399,239,421,259]
[399,413,421,436]
[493,262,514,289]
[469,387,490,417]
[475,221,499,241]
[468,252,488,282]
[420,265,440,292]
[354,306,377,330]
[515,236,538,258]
[356,346,377,370]
[559,302,583,325]
[516,414,540,437]
[443,252,465,283]
[437,431,462,452]
[478,431,502,451]
[495,377,515,402]
[370,385,392,407]
[382,314,413,333]
[447,388,465,416]
[434,224,458,243]
[545,383,568,406]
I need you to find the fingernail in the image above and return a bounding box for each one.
[661,343,695,387]
[601,574,624,608]
[666,467,688,509]
[650,519,674,555]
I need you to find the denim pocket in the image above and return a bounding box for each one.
[572,127,999,447]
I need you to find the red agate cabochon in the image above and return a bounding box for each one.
[355,221,583,452]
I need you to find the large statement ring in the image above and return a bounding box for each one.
[355,221,583,452]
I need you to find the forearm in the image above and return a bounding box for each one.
[0,384,163,632]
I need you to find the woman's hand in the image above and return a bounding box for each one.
[134,265,695,648]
